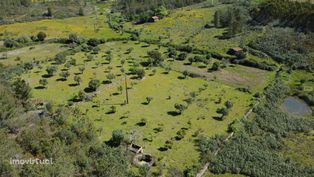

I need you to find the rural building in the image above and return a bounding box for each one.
[133,153,155,167]
[228,47,244,56]
[128,143,144,154]
[151,16,160,22]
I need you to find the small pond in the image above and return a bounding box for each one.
[281,97,312,116]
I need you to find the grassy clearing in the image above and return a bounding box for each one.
[214,65,275,93]
[0,43,67,65]
[170,56,274,93]
[0,2,280,175]
[0,15,128,39]
[16,41,257,172]
[124,5,222,44]
[281,133,314,168]
[282,70,314,93]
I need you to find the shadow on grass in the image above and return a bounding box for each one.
[69,83,79,87]
[212,116,223,121]
[177,76,186,80]
[34,86,45,89]
[136,122,146,126]
[56,78,67,81]
[41,74,52,78]
[112,92,120,96]
[106,111,116,115]
[84,87,95,93]
[158,147,168,152]
[102,80,112,85]
[167,111,181,116]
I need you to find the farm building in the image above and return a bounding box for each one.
[228,47,244,56]
[151,16,160,22]
[128,143,144,154]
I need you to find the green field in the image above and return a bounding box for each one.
[0,15,128,39]
[13,40,266,172]
[0,1,298,176]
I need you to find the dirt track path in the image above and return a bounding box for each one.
[195,100,260,177]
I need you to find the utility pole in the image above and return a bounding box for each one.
[125,75,129,104]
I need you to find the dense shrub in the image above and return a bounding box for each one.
[251,0,314,32]
[250,28,314,70]
[232,58,277,71]
[203,77,314,177]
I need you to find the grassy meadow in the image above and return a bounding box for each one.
[0,15,128,39]
[0,1,284,176]
[16,40,261,171]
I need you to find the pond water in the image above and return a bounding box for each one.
[281,97,312,116]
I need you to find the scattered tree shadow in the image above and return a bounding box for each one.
[212,116,223,121]
[112,92,120,96]
[158,147,168,152]
[177,76,185,80]
[102,80,112,85]
[33,71,41,74]
[161,71,169,75]
[141,102,149,105]
[41,74,52,78]
[120,116,128,120]
[184,62,191,65]
[69,83,79,87]
[69,97,82,103]
[106,111,115,114]
[136,122,146,126]
[175,136,182,141]
[84,87,95,93]
[34,86,45,89]
[56,78,67,81]
[61,68,68,71]
[167,111,181,116]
